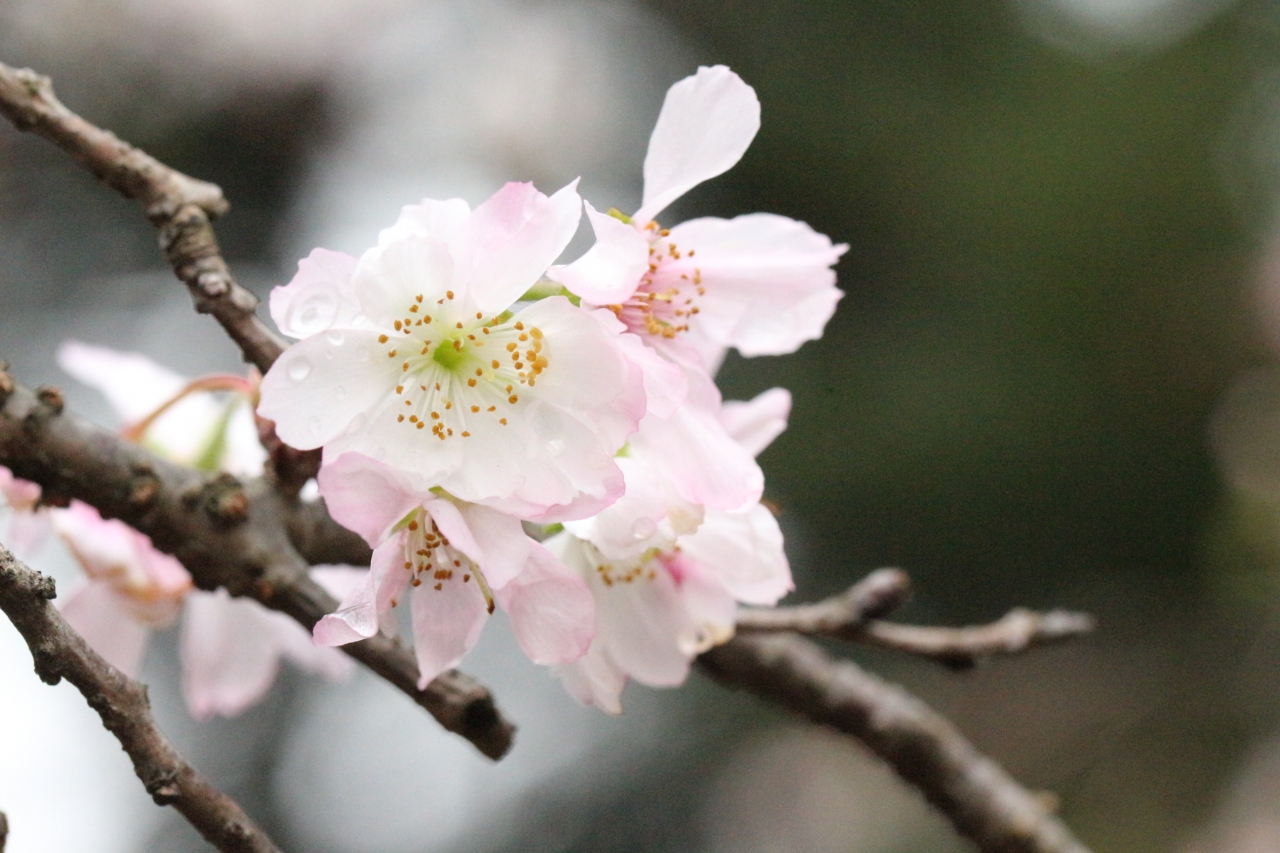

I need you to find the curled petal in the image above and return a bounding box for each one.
[377,197,471,247]
[636,66,760,225]
[552,641,627,715]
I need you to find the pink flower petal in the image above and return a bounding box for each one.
[181,590,283,720]
[495,541,594,665]
[547,202,650,305]
[59,582,151,677]
[661,213,846,356]
[269,248,361,339]
[635,66,760,225]
[317,452,425,547]
[409,567,490,688]
[313,539,402,646]
[680,505,792,606]
[452,502,530,589]
[552,641,627,715]
[629,403,763,514]
[457,181,582,313]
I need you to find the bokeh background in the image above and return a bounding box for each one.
[4,0,1280,850]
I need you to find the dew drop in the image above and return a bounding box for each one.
[345,413,367,434]
[335,385,347,402]
[308,416,323,437]
[325,330,345,346]
[631,518,658,540]
[288,358,311,381]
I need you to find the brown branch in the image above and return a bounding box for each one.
[0,808,7,853]
[739,573,1094,669]
[857,609,1096,669]
[0,61,323,493]
[0,543,282,853]
[0,372,515,759]
[737,567,912,637]
[699,634,1093,853]
[0,61,282,376]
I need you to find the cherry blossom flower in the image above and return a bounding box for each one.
[549,65,847,370]
[53,341,357,718]
[551,387,794,713]
[259,180,647,521]
[313,452,594,686]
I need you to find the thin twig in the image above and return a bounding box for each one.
[858,609,1096,669]
[0,372,515,759]
[739,573,1094,669]
[0,61,281,375]
[0,808,7,853]
[0,544,282,853]
[699,634,1093,853]
[737,567,912,637]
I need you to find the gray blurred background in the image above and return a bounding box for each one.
[3,0,1280,850]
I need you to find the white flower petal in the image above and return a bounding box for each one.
[180,590,282,720]
[377,197,471,247]
[269,248,361,339]
[635,66,760,225]
[317,452,425,548]
[258,329,402,450]
[720,387,792,458]
[552,641,626,715]
[57,340,186,422]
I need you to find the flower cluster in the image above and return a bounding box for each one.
[0,65,846,717]
[258,65,846,710]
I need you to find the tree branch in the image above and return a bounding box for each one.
[0,61,282,376]
[0,808,7,853]
[0,371,515,759]
[699,634,1093,853]
[739,573,1094,669]
[857,609,1096,669]
[0,543,282,853]
[736,568,912,637]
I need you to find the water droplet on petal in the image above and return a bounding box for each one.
[308,416,323,437]
[345,413,367,434]
[288,358,311,381]
[325,330,345,346]
[335,385,347,402]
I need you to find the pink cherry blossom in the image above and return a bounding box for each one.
[549,65,847,368]
[259,181,647,521]
[552,387,793,713]
[313,452,594,686]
